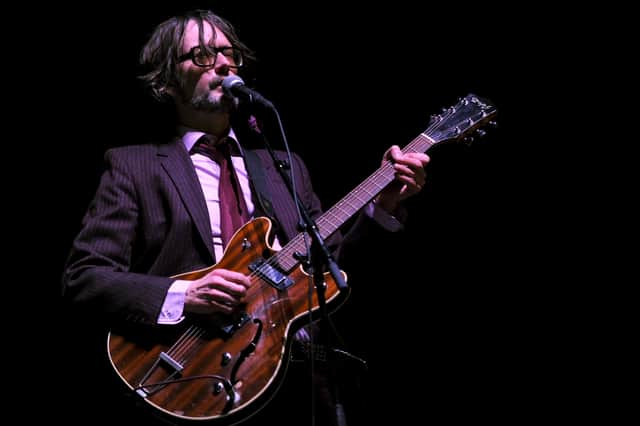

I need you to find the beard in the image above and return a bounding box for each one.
[190,90,238,113]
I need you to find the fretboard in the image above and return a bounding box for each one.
[274,133,436,271]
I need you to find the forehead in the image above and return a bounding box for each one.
[182,19,231,49]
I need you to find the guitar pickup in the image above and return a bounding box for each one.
[249,259,294,291]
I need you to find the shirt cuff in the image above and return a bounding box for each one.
[157,280,191,324]
[364,201,404,232]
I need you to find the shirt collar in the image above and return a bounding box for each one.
[178,126,243,156]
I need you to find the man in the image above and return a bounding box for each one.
[62,9,428,426]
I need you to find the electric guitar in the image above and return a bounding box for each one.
[107,94,497,424]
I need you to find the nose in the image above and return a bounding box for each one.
[214,51,232,74]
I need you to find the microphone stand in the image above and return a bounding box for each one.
[256,106,348,426]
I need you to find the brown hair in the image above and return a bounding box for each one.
[139,9,255,101]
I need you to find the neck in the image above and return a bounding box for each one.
[177,110,231,141]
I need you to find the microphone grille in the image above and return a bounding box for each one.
[222,75,244,96]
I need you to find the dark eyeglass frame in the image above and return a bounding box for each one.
[178,45,244,68]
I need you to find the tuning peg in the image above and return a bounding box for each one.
[488,121,498,129]
[474,129,487,138]
[462,136,474,146]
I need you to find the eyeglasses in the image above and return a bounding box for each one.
[178,46,244,68]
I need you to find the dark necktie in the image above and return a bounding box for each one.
[190,136,250,248]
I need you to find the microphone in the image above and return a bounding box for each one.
[222,75,274,110]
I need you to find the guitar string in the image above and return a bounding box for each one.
[129,102,492,398]
[240,129,438,297]
[179,333,209,365]
[165,101,492,370]
[249,108,449,308]
[220,131,437,316]
[159,107,452,365]
[169,325,199,356]
[311,98,489,251]
[273,105,462,276]
[169,326,204,362]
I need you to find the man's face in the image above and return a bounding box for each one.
[174,19,239,114]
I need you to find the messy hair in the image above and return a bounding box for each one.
[139,9,254,101]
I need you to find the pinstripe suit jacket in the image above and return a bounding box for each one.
[62,137,386,326]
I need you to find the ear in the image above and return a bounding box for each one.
[164,85,177,98]
[160,85,182,105]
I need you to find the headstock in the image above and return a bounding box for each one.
[425,94,497,146]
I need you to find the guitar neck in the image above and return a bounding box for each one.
[274,133,436,271]
[272,93,497,271]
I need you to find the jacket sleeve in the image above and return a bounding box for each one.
[61,149,172,326]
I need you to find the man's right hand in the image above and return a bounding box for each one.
[184,269,251,314]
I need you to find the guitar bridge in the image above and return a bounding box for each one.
[219,311,251,337]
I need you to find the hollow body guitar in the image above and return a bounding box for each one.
[107,94,497,424]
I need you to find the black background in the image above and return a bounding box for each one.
[38,2,563,424]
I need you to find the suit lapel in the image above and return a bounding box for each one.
[157,140,216,262]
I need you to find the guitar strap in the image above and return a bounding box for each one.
[243,149,283,242]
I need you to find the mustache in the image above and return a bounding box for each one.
[209,79,224,90]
